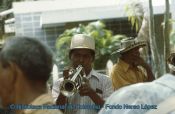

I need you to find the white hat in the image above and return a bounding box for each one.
[70,34,95,51]
[112,37,146,54]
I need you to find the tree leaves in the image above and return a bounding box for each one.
[55,21,125,69]
[124,0,144,32]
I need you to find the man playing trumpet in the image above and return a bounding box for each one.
[52,34,113,114]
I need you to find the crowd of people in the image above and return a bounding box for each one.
[0,34,174,114]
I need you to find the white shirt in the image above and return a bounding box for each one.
[146,95,175,114]
[52,69,113,114]
[99,73,175,114]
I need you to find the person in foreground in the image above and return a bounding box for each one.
[146,53,175,114]
[0,36,62,114]
[99,52,175,114]
[52,34,113,114]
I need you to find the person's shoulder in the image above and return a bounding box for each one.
[23,94,63,114]
[112,82,154,98]
[112,61,128,73]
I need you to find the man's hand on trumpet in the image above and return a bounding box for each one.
[79,77,94,97]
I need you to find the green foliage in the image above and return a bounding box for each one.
[125,0,144,32]
[55,21,126,70]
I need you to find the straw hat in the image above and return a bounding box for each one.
[112,37,147,54]
[70,34,95,51]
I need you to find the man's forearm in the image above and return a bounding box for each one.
[89,89,105,106]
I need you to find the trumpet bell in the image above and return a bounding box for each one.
[60,79,78,97]
[60,65,85,97]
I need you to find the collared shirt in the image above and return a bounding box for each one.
[52,69,113,114]
[22,94,63,114]
[111,58,147,90]
[99,73,175,114]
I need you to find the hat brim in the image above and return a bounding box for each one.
[69,47,95,52]
[111,42,146,55]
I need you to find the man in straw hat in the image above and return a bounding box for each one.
[52,34,113,114]
[111,37,155,90]
[99,53,175,114]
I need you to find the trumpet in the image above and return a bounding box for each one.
[167,53,175,71]
[60,65,86,97]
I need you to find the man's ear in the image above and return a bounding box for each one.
[69,50,73,60]
[7,63,19,85]
[3,63,20,106]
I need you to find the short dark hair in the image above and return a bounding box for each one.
[0,36,53,83]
